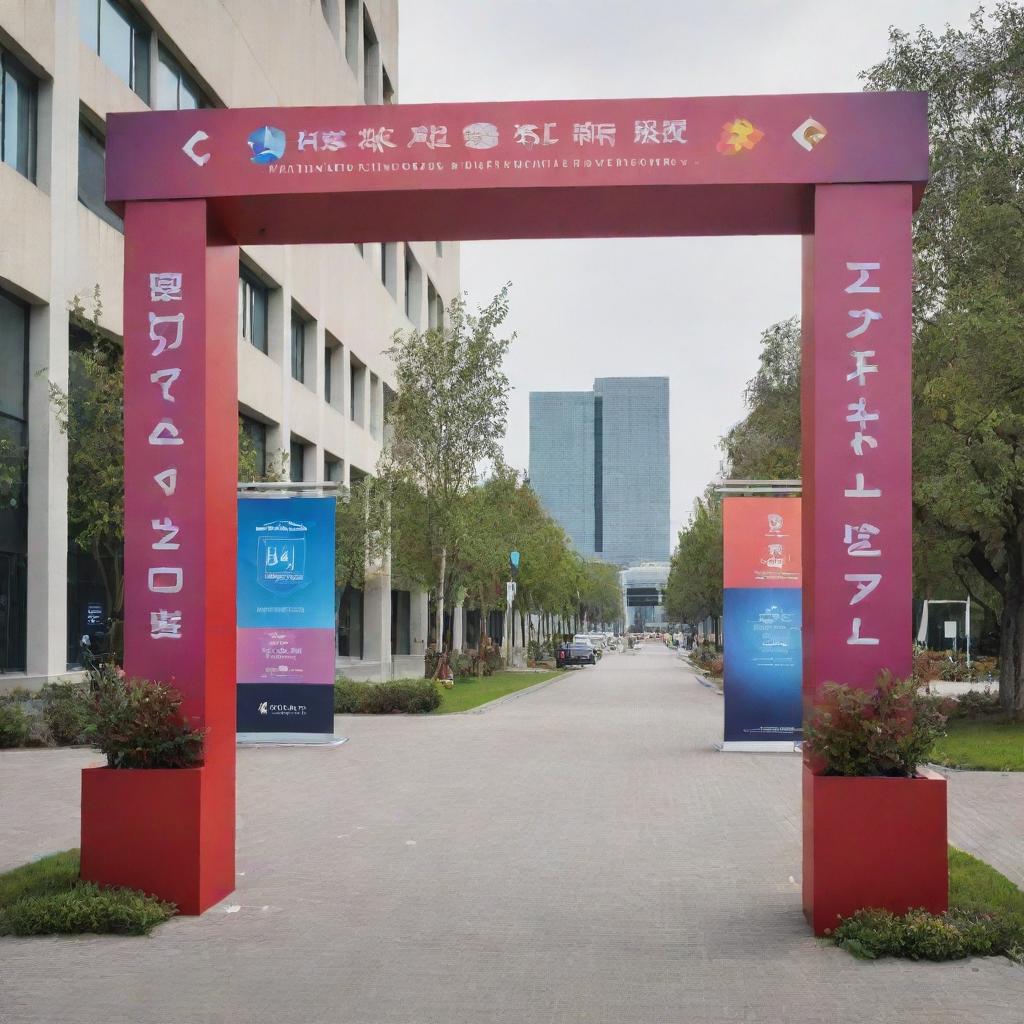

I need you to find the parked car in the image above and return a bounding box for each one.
[558,638,597,667]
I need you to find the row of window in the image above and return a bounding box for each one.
[240,413,367,488]
[79,0,211,107]
[320,0,394,105]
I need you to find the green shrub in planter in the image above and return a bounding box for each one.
[803,671,952,777]
[88,670,204,769]
[40,682,93,745]
[0,698,30,748]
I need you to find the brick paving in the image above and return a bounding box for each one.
[1,647,1022,1023]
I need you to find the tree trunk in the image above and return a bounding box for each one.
[999,537,1024,718]
[478,584,486,678]
[436,546,447,655]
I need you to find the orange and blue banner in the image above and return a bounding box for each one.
[722,497,802,744]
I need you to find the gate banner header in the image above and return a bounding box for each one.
[107,92,927,206]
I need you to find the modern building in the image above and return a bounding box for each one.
[619,563,674,633]
[529,377,670,567]
[0,0,458,687]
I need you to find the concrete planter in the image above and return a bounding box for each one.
[80,764,234,914]
[802,764,948,935]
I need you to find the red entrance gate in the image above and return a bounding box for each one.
[84,92,937,929]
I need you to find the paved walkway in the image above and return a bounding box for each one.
[1,648,1022,1023]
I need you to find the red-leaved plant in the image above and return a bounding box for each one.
[803,671,952,777]
[87,667,204,769]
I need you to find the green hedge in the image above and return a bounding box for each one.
[334,677,441,714]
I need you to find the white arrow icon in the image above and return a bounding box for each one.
[182,130,211,167]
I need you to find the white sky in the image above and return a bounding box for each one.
[399,0,978,541]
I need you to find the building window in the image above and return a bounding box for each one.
[435,240,443,259]
[238,267,269,354]
[369,372,381,439]
[240,415,267,479]
[1,47,37,182]
[324,453,343,482]
[427,280,439,329]
[362,8,380,104]
[391,590,410,655]
[0,289,28,672]
[382,242,397,297]
[350,354,365,424]
[155,45,211,110]
[289,439,306,483]
[78,120,123,231]
[344,0,360,70]
[338,584,363,658]
[325,334,342,409]
[382,68,394,104]
[80,0,151,103]
[290,309,307,384]
[404,246,422,324]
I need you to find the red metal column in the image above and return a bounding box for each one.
[801,184,945,933]
[80,201,238,914]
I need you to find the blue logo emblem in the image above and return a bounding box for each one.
[248,126,286,164]
[255,520,307,593]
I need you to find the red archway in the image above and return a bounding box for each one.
[83,92,933,931]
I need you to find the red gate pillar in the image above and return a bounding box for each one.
[801,184,947,933]
[80,201,238,914]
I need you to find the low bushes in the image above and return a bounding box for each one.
[913,649,999,684]
[334,677,441,714]
[0,849,174,937]
[832,848,1024,963]
[0,697,32,747]
[425,644,503,680]
[0,681,92,749]
[690,643,723,678]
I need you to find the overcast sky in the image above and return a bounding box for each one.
[399,0,978,543]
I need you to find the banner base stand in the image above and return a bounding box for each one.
[715,740,800,753]
[237,734,348,747]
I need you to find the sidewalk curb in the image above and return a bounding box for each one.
[461,672,569,715]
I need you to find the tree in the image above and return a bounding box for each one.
[377,287,514,651]
[863,4,1024,714]
[50,290,125,658]
[665,487,723,639]
[720,317,801,481]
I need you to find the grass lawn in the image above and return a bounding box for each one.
[0,849,174,936]
[432,669,562,714]
[931,718,1024,772]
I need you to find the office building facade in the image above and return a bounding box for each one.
[529,377,670,567]
[0,0,458,686]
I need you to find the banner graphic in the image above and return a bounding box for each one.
[236,496,336,734]
[722,496,802,744]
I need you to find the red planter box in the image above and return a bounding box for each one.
[803,764,947,935]
[80,764,234,915]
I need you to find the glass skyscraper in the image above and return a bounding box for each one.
[529,377,670,567]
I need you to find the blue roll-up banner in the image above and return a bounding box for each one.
[236,496,336,737]
[721,497,802,746]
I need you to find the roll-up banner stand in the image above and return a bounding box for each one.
[236,494,341,743]
[718,496,803,752]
